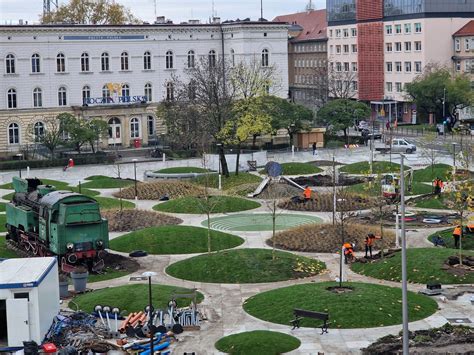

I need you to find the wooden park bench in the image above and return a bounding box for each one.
[290,309,329,335]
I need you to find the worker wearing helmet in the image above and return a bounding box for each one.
[342,242,355,264]
[364,233,382,258]
[452,225,462,248]
[303,186,312,201]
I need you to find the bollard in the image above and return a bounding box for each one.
[162,153,166,163]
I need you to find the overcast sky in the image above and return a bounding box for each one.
[0,0,326,24]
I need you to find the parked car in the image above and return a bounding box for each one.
[375,138,417,154]
[361,128,382,140]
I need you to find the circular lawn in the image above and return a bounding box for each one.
[73,284,203,314]
[153,196,260,214]
[215,331,301,355]
[352,248,474,284]
[243,282,438,329]
[166,248,325,283]
[109,226,244,254]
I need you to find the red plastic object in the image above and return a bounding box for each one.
[42,343,57,353]
[134,139,141,148]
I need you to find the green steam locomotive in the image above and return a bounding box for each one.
[5,177,109,271]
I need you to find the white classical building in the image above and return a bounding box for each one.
[0,21,289,156]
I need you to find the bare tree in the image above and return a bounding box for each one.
[230,58,280,99]
[420,132,439,181]
[114,162,124,212]
[310,62,358,103]
[29,116,64,159]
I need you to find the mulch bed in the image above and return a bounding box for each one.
[292,175,369,187]
[102,252,140,274]
[102,209,182,232]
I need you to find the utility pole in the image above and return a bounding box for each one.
[442,87,446,119]
[400,154,409,355]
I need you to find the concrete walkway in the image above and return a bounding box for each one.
[1,149,472,354]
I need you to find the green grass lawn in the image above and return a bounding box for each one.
[110,226,244,254]
[81,175,135,189]
[193,172,262,190]
[0,236,18,258]
[0,215,6,233]
[413,164,453,182]
[87,269,131,283]
[67,186,100,197]
[153,196,260,214]
[339,161,406,174]
[94,197,135,210]
[0,202,5,212]
[414,196,450,209]
[243,282,437,329]
[166,248,325,283]
[352,248,474,284]
[1,192,14,201]
[215,331,301,355]
[428,228,474,250]
[155,167,210,174]
[347,181,433,196]
[0,178,70,190]
[260,162,323,175]
[73,284,203,315]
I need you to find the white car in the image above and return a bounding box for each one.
[390,138,417,154]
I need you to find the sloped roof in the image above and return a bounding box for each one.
[454,20,474,37]
[273,9,327,42]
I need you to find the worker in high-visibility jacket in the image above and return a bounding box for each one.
[452,225,462,248]
[364,233,382,258]
[342,242,355,264]
[303,186,312,201]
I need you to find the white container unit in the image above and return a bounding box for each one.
[0,257,59,351]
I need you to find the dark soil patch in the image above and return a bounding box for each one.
[279,193,379,212]
[442,255,474,277]
[352,210,459,228]
[102,209,182,232]
[310,160,345,167]
[362,323,474,355]
[102,252,140,274]
[258,182,302,199]
[292,174,369,187]
[327,286,354,294]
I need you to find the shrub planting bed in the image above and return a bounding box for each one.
[166,248,325,283]
[352,248,474,284]
[101,209,182,232]
[192,173,262,190]
[243,282,438,329]
[215,331,301,355]
[428,228,474,250]
[153,196,260,214]
[279,193,379,212]
[260,162,323,175]
[110,226,244,254]
[115,181,205,200]
[269,223,395,253]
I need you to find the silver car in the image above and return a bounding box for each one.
[390,138,417,154]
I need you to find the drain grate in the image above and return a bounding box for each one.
[446,318,472,324]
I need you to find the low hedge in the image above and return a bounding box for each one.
[0,153,115,171]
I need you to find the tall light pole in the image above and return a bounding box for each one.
[442,87,446,119]
[142,271,157,355]
[216,143,222,190]
[133,158,138,200]
[400,154,409,355]
[452,143,457,184]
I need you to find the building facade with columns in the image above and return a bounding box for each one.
[0,21,289,157]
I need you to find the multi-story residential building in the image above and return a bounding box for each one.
[274,10,328,110]
[0,21,289,156]
[453,20,474,122]
[327,0,474,123]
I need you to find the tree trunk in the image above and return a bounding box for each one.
[343,128,348,144]
[235,144,241,176]
[219,144,230,177]
[252,134,258,150]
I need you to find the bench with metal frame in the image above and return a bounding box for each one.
[290,308,329,335]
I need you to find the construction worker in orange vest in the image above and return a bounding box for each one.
[433,177,444,195]
[342,242,355,264]
[364,233,382,258]
[303,186,312,201]
[453,225,462,248]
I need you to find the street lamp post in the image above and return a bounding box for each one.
[452,143,457,183]
[216,143,222,190]
[142,271,157,355]
[133,159,138,200]
[400,155,409,355]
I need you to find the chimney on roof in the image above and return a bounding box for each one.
[212,17,221,24]
[155,16,165,24]
[19,19,24,25]
[189,19,200,24]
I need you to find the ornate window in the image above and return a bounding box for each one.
[6,54,15,74]
[208,50,216,68]
[7,88,17,108]
[58,86,67,106]
[166,82,174,100]
[147,116,155,136]
[101,52,110,71]
[230,49,235,67]
[81,52,90,72]
[8,123,20,144]
[34,122,45,140]
[102,84,110,98]
[261,49,269,67]
[143,51,152,70]
[144,83,152,101]
[82,85,91,104]
[166,51,173,69]
[56,53,66,72]
[121,84,130,97]
[33,87,42,107]
[130,117,140,138]
[187,50,195,68]
[31,53,41,73]
[121,51,129,70]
